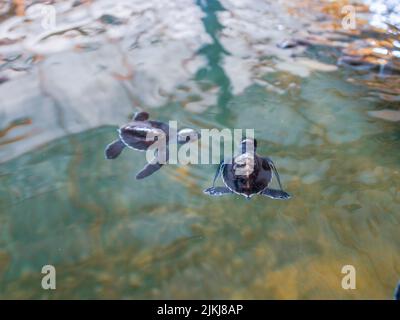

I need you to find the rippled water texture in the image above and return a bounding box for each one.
[0,0,399,299]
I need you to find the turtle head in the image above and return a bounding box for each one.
[177,128,201,144]
[240,138,257,153]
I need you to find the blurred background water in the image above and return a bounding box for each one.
[0,0,399,299]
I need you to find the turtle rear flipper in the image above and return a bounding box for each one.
[105,139,126,159]
[395,282,400,300]
[262,188,291,200]
[204,187,232,196]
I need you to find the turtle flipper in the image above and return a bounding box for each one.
[204,187,233,196]
[136,162,163,180]
[261,188,291,200]
[395,282,400,300]
[136,148,168,180]
[105,139,126,159]
[263,157,284,191]
[203,161,228,195]
[211,160,224,187]
[133,111,149,121]
[203,161,228,196]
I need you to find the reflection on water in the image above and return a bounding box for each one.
[0,0,400,299]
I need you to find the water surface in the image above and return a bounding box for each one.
[0,0,399,299]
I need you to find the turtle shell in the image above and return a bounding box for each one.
[119,120,170,151]
[222,154,272,197]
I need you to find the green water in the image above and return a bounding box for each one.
[0,0,400,299]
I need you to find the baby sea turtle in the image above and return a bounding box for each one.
[204,138,291,200]
[105,111,199,179]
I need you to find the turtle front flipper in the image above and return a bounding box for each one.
[203,161,228,196]
[204,187,233,196]
[133,111,149,121]
[262,188,291,200]
[136,162,163,180]
[263,157,284,191]
[105,139,126,159]
[211,160,224,187]
[136,149,168,179]
[395,282,400,300]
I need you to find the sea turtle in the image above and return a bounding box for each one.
[105,111,199,179]
[204,138,291,200]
